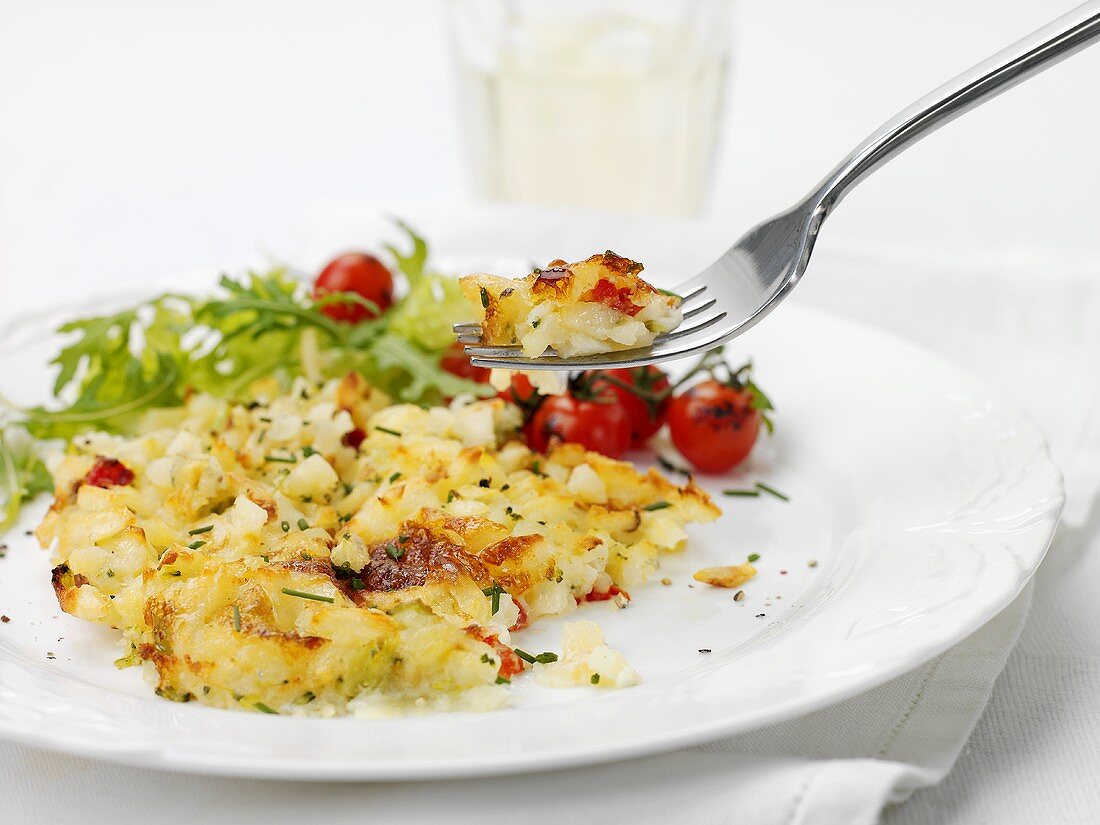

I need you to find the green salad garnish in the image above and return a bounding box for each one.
[0,220,489,531]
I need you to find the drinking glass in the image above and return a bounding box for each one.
[449,0,734,216]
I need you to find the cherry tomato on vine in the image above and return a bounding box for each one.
[526,388,631,459]
[667,379,762,473]
[439,343,491,383]
[585,366,671,448]
[313,252,394,323]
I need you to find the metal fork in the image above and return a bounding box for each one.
[459,1,1100,371]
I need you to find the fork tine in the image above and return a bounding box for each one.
[682,297,716,320]
[463,345,567,358]
[676,283,707,303]
[650,310,727,343]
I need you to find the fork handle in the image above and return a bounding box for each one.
[812,1,1100,217]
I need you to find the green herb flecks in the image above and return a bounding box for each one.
[281,587,335,604]
[514,649,558,665]
[483,582,506,614]
[755,482,789,502]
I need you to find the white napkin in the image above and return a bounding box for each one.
[3,203,1096,824]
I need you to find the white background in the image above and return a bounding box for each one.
[2,1,1100,822]
[2,0,1098,306]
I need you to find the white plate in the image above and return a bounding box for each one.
[0,299,1062,781]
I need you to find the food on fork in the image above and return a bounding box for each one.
[460,251,682,361]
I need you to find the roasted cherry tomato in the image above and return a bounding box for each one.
[313,252,394,323]
[82,456,135,488]
[497,373,538,407]
[467,628,526,680]
[667,379,761,473]
[585,366,671,448]
[526,388,631,459]
[439,343,491,383]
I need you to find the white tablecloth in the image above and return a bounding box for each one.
[3,1,1100,822]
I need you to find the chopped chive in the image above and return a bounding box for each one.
[482,582,505,614]
[516,650,557,664]
[188,525,214,535]
[297,518,309,531]
[232,604,241,632]
[342,482,353,495]
[264,454,296,464]
[280,521,290,532]
[755,482,790,502]
[187,540,206,550]
[657,287,682,299]
[590,673,601,685]
[281,587,335,604]
[495,675,510,684]
[747,553,761,563]
[385,543,404,560]
[389,472,402,483]
[398,535,409,543]
[480,287,490,308]
[446,489,456,503]
[254,701,278,714]
[375,426,402,437]
[350,578,365,590]
[643,501,671,511]
[258,416,273,423]
[302,446,317,458]
[723,489,761,498]
[657,457,691,476]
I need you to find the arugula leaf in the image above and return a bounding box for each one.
[28,350,181,437]
[368,333,490,403]
[0,426,52,530]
